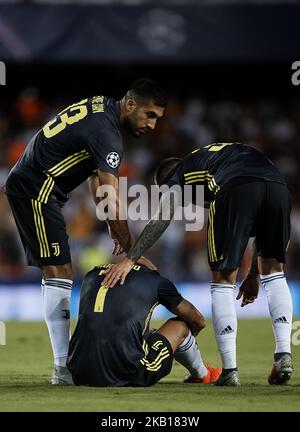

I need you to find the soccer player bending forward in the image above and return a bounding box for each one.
[102,142,294,386]
[67,265,221,387]
[5,79,166,384]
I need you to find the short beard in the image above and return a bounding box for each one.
[124,118,140,137]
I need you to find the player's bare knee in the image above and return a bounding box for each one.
[212,269,238,284]
[258,257,283,275]
[181,320,192,339]
[167,318,190,340]
[42,263,73,281]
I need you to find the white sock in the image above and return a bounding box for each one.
[43,278,72,367]
[211,283,237,369]
[41,278,45,297]
[260,272,293,354]
[174,330,208,378]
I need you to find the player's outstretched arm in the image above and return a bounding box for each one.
[127,189,180,262]
[102,190,180,288]
[171,299,206,336]
[87,171,132,253]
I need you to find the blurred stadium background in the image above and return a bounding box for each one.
[0,0,300,322]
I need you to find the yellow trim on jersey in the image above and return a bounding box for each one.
[208,178,220,194]
[142,302,158,336]
[185,177,212,185]
[31,199,50,258]
[140,347,170,371]
[185,174,213,180]
[37,175,55,204]
[212,201,218,261]
[140,347,169,366]
[153,340,163,349]
[184,171,214,185]
[184,170,213,178]
[208,201,217,262]
[142,340,149,357]
[47,150,91,177]
[47,150,87,173]
[35,150,91,204]
[32,199,45,258]
[185,174,220,194]
[208,204,213,262]
[52,153,91,177]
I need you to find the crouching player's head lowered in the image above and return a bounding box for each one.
[67,264,221,387]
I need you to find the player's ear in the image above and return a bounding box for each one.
[125,98,137,113]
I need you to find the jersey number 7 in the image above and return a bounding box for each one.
[94,285,109,313]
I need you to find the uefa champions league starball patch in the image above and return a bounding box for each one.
[106,152,120,169]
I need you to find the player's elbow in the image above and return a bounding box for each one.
[192,317,206,335]
[200,318,207,330]
[197,317,206,331]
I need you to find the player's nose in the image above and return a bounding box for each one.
[146,119,156,130]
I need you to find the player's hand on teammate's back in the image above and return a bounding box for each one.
[136,256,157,271]
[102,256,157,287]
[236,273,260,307]
[102,257,134,287]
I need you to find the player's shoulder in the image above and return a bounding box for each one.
[84,265,110,281]
[86,95,120,130]
[180,147,204,170]
[88,95,118,115]
[130,265,160,278]
[186,142,248,160]
[127,266,166,287]
[147,271,177,292]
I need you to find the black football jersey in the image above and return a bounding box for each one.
[167,143,284,207]
[67,265,183,387]
[5,96,123,203]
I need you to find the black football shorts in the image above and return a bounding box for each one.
[130,332,173,387]
[6,194,71,267]
[207,180,292,271]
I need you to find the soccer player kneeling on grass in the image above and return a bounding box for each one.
[67,265,221,387]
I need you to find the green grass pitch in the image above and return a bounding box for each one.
[0,319,299,412]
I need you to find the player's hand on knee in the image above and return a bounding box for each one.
[236,274,259,307]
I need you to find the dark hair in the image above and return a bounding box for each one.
[154,157,182,186]
[126,78,167,107]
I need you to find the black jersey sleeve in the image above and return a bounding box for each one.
[166,168,182,187]
[87,129,123,177]
[158,278,183,311]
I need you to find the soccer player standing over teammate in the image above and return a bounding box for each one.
[5,79,166,384]
[103,142,293,386]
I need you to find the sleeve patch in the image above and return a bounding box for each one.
[106,152,120,169]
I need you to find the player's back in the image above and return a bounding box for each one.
[5,96,122,203]
[167,142,284,204]
[67,265,178,387]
